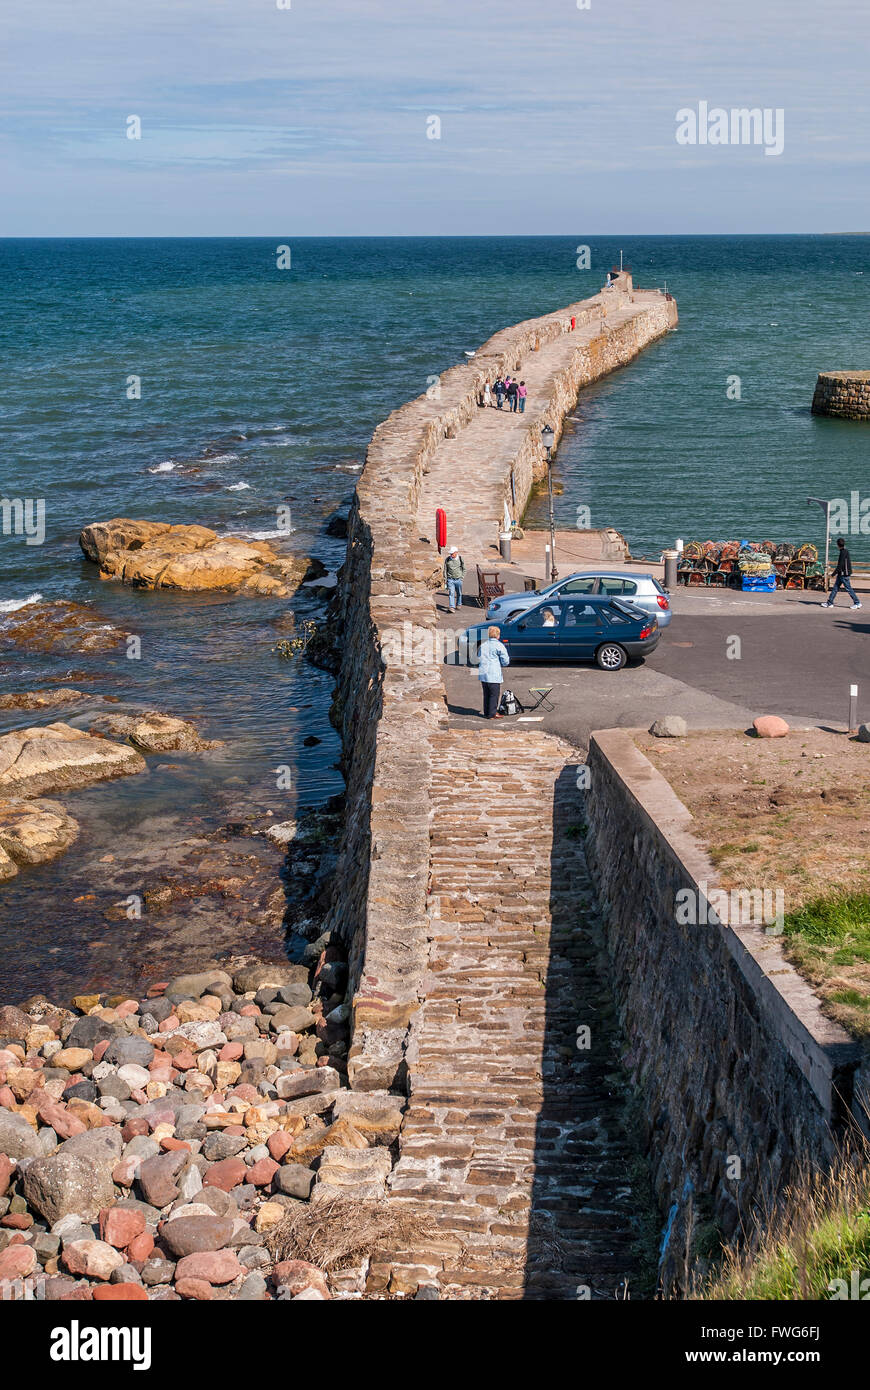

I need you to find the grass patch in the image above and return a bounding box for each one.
[696,1149,870,1300]
[783,893,870,1035]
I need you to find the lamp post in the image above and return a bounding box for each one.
[542,425,557,582]
[807,497,831,592]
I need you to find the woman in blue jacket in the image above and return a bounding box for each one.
[477,625,510,719]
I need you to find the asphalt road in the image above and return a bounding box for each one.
[440,591,870,749]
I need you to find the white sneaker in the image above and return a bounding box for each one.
[852,603,863,611]
[821,602,833,609]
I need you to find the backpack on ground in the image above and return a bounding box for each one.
[499,689,523,716]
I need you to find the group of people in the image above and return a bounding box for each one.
[480,376,527,412]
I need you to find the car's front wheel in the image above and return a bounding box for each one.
[595,642,627,671]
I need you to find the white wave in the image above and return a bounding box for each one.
[148,461,176,474]
[226,482,251,491]
[335,462,362,472]
[227,528,295,540]
[199,452,240,465]
[0,591,43,613]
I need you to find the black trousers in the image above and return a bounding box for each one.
[482,682,501,718]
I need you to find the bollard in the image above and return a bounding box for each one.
[499,532,511,563]
[663,549,678,590]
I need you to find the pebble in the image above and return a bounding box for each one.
[0,953,351,1303]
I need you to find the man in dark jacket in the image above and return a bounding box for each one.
[822,537,862,610]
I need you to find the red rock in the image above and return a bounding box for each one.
[224,1124,245,1137]
[7,1232,27,1246]
[219,1042,244,1062]
[130,1088,147,1104]
[93,1283,148,1301]
[60,1286,94,1300]
[175,1277,214,1300]
[122,1117,150,1142]
[202,1157,246,1191]
[753,715,790,738]
[0,1155,16,1196]
[246,1157,279,1187]
[174,1250,241,1285]
[0,1087,16,1110]
[115,1001,139,1019]
[1,1212,33,1229]
[0,1245,37,1280]
[147,983,168,996]
[62,1240,125,1281]
[113,1156,141,1188]
[272,1259,330,1298]
[100,1207,146,1249]
[171,1049,196,1071]
[159,1137,190,1153]
[36,1098,86,1139]
[266,1131,294,1162]
[228,1083,259,1102]
[92,1040,109,1063]
[158,1015,180,1034]
[126,1231,154,1263]
[239,1005,261,1017]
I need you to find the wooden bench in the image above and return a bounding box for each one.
[476,566,505,609]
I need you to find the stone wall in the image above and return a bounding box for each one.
[326,287,678,1093]
[584,729,865,1288]
[812,371,870,420]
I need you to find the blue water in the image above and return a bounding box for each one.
[1,236,868,996]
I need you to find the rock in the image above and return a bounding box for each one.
[232,964,309,995]
[0,1109,42,1160]
[753,715,790,738]
[160,1214,234,1258]
[62,1239,125,1281]
[269,1006,315,1034]
[264,821,297,846]
[0,688,88,711]
[117,1064,150,1090]
[289,1117,368,1165]
[175,1277,214,1300]
[165,970,233,1002]
[53,1047,93,1071]
[99,1207,145,1249]
[61,1127,123,1164]
[92,1283,149,1301]
[0,723,145,798]
[312,1145,392,1201]
[79,518,312,599]
[0,798,79,878]
[649,716,688,738]
[174,1249,242,1285]
[202,1158,246,1192]
[237,1271,267,1300]
[140,1255,176,1286]
[87,711,220,754]
[245,1157,279,1187]
[274,1066,340,1101]
[253,1201,285,1233]
[103,1035,155,1067]
[331,1090,405,1142]
[202,1134,246,1162]
[0,1005,32,1040]
[272,1164,315,1200]
[272,1259,330,1299]
[137,1151,189,1208]
[856,723,870,743]
[65,1015,118,1052]
[0,1244,37,1280]
[23,1150,116,1224]
[0,599,127,656]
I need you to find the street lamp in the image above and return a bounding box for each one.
[807,497,831,592]
[541,425,558,582]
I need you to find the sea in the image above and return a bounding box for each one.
[1,235,868,998]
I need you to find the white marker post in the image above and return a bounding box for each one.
[850,684,858,733]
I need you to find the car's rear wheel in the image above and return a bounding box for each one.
[596,642,627,671]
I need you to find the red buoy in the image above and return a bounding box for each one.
[435,508,447,551]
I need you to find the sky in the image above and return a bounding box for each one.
[1,0,868,236]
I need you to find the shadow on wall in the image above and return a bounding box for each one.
[523,767,658,1300]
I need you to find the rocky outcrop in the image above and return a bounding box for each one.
[0,689,91,711]
[0,799,79,881]
[79,519,311,597]
[0,723,145,799]
[0,601,127,654]
[86,710,221,753]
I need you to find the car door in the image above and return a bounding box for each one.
[598,576,651,618]
[508,601,563,660]
[555,576,597,600]
[559,600,605,660]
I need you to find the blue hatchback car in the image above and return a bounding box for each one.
[463,595,660,670]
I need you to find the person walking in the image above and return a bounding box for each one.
[483,380,492,408]
[443,546,466,612]
[517,380,527,413]
[822,538,863,610]
[477,625,510,718]
[507,378,518,412]
[494,377,505,409]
